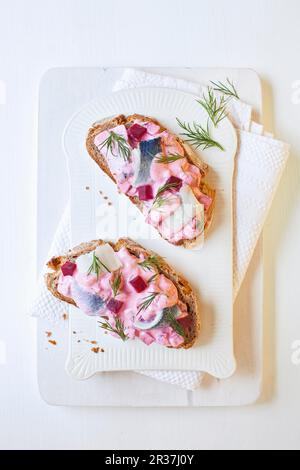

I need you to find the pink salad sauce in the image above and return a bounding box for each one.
[94,120,213,244]
[58,247,188,348]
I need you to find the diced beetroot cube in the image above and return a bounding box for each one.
[166,176,183,191]
[130,276,148,293]
[128,136,138,149]
[128,124,147,141]
[178,316,192,331]
[137,185,154,201]
[127,124,147,148]
[61,261,77,277]
[107,298,124,314]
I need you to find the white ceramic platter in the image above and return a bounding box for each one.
[63,87,237,379]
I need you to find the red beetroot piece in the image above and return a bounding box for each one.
[61,261,77,277]
[107,298,124,314]
[128,123,147,141]
[130,276,148,293]
[166,176,183,191]
[178,316,192,331]
[137,184,154,201]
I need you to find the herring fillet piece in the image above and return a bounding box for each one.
[72,281,105,316]
[133,137,162,186]
[160,186,205,239]
[95,244,122,272]
[76,243,122,274]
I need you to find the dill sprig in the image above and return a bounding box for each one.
[139,255,162,272]
[88,252,111,278]
[155,154,184,164]
[98,318,128,342]
[210,78,240,100]
[147,273,159,285]
[137,292,160,314]
[110,271,122,297]
[197,87,227,127]
[100,131,131,161]
[176,118,224,152]
[164,307,186,338]
[152,182,179,209]
[152,195,177,210]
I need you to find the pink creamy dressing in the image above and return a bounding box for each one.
[58,247,187,347]
[93,120,213,244]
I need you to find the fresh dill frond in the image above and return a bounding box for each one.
[98,318,128,342]
[147,273,159,285]
[139,256,162,272]
[155,154,184,164]
[152,182,179,209]
[88,252,111,278]
[197,88,227,127]
[137,292,160,314]
[110,271,122,297]
[100,131,131,161]
[210,78,240,100]
[152,195,176,210]
[163,307,186,338]
[176,118,224,151]
[155,182,179,199]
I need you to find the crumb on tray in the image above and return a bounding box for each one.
[91,347,104,354]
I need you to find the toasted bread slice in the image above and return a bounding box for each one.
[86,114,216,248]
[46,238,200,349]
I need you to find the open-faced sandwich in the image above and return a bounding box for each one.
[86,114,215,247]
[45,238,200,349]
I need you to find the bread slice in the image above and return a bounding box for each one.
[86,114,216,248]
[46,238,200,349]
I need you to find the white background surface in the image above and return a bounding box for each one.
[0,0,299,451]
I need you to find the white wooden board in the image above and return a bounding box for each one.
[37,67,263,406]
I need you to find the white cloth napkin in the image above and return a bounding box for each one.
[31,69,289,391]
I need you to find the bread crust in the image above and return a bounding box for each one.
[86,114,216,247]
[45,238,200,349]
